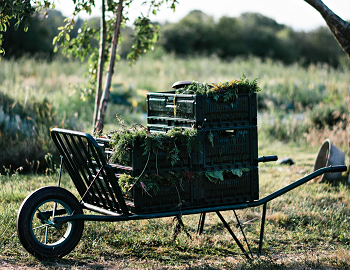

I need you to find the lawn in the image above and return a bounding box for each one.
[1,55,350,269]
[1,140,350,269]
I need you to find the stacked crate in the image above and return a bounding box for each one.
[146,88,259,208]
[97,85,259,214]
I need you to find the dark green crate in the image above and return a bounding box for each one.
[147,91,257,129]
[119,166,258,214]
[198,126,258,167]
[95,137,197,177]
[95,133,258,214]
[148,126,258,168]
[202,166,259,205]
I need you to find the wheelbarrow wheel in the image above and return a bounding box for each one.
[17,186,84,259]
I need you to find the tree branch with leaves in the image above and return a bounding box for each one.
[1,0,178,134]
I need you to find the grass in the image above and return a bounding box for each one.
[1,140,350,269]
[1,55,350,268]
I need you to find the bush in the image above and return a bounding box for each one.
[0,93,74,174]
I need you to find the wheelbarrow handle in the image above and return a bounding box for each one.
[329,165,348,173]
[258,155,278,163]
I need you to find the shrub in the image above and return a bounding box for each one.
[0,93,74,174]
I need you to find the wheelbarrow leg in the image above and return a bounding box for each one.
[197,212,206,235]
[233,210,253,259]
[216,211,251,260]
[258,203,267,257]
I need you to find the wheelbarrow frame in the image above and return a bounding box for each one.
[16,128,347,260]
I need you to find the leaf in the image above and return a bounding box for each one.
[230,168,243,177]
[65,33,70,41]
[152,9,157,15]
[205,171,224,183]
[52,36,58,45]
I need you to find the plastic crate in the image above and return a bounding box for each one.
[202,166,259,205]
[147,91,257,129]
[148,126,258,168]
[95,137,196,176]
[118,166,258,214]
[123,176,200,214]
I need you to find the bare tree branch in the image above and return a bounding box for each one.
[304,0,350,57]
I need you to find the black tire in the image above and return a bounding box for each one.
[17,186,84,259]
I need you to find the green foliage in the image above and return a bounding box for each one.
[108,125,198,166]
[160,11,345,67]
[175,75,261,108]
[127,17,160,63]
[107,124,199,194]
[1,9,67,58]
[118,170,199,196]
[205,168,250,183]
[0,92,61,174]
[0,0,36,55]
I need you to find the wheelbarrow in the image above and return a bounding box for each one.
[16,128,347,259]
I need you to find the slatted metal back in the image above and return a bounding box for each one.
[51,128,128,215]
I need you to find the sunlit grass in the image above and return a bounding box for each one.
[1,141,350,269]
[1,55,350,268]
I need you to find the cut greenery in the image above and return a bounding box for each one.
[107,125,199,194]
[108,125,198,167]
[174,75,261,108]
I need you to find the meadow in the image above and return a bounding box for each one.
[1,54,350,269]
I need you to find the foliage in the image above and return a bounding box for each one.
[118,170,199,196]
[160,11,345,67]
[0,0,36,55]
[205,168,251,183]
[175,75,261,107]
[108,125,198,166]
[0,92,61,174]
[107,124,198,194]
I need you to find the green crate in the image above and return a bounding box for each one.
[119,166,258,214]
[147,91,257,129]
[148,126,258,168]
[95,137,197,176]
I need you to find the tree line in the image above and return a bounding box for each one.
[1,9,346,67]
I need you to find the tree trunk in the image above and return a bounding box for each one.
[92,0,106,134]
[95,0,124,133]
[304,0,350,57]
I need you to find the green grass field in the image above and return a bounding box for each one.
[1,55,350,268]
[1,141,350,269]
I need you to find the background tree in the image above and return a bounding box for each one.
[0,0,177,134]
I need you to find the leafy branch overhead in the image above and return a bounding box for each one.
[0,0,178,134]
